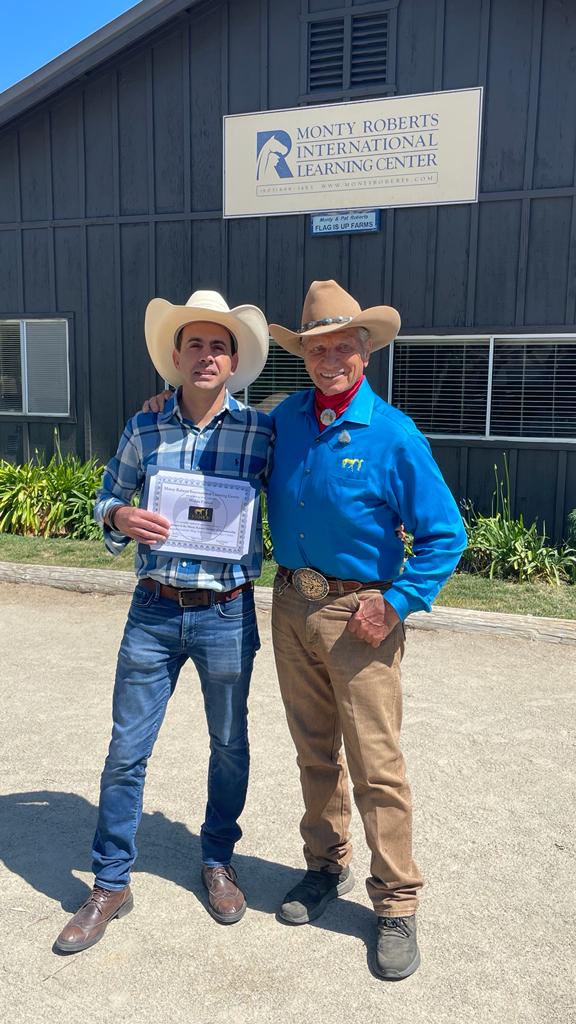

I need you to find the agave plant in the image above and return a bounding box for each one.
[45,450,104,539]
[0,459,49,535]
[0,435,104,539]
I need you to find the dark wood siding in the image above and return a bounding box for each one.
[430,440,576,545]
[0,0,575,538]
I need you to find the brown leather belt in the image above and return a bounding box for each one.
[277,565,390,598]
[139,578,252,608]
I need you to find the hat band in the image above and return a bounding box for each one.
[299,315,354,333]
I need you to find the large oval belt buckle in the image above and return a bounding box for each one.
[292,567,330,600]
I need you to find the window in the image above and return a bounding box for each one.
[390,336,576,441]
[233,341,311,411]
[304,2,398,99]
[0,319,70,417]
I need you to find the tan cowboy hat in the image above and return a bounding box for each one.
[269,279,400,356]
[145,290,269,391]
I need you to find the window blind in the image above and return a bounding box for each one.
[0,322,22,413]
[234,342,311,411]
[491,340,576,439]
[392,340,490,435]
[391,336,576,440]
[25,321,70,415]
[0,319,70,417]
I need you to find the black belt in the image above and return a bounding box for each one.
[139,578,252,608]
[277,566,391,600]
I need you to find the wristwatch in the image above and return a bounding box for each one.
[107,505,126,530]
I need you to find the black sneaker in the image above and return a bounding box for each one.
[374,914,421,980]
[278,867,355,924]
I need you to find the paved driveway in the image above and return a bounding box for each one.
[1,583,574,1024]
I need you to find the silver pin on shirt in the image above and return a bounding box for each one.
[320,408,336,426]
[338,430,351,444]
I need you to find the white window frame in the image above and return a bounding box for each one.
[0,318,71,418]
[387,333,576,444]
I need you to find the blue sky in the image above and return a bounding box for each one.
[0,0,141,94]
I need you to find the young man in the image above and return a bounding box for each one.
[54,291,272,953]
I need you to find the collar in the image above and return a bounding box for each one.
[157,388,245,425]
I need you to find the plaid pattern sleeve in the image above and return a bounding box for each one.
[93,424,144,555]
[93,391,274,591]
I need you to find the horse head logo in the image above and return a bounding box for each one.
[256,130,294,182]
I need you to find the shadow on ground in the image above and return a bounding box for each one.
[0,790,377,950]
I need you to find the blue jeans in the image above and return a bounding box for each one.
[91,582,260,890]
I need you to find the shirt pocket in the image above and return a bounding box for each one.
[325,446,370,479]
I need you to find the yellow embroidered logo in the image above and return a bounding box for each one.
[341,457,364,471]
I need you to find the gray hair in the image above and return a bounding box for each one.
[357,327,371,354]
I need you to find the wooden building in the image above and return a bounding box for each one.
[0,0,575,538]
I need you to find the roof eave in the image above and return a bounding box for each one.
[0,0,205,131]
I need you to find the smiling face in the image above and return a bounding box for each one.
[301,328,370,395]
[172,320,238,393]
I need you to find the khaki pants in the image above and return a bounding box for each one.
[271,580,423,917]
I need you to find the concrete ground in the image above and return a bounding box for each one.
[0,582,575,1024]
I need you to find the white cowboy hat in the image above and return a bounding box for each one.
[145,290,269,391]
[269,279,400,355]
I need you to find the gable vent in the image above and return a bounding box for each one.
[308,19,345,92]
[350,12,389,88]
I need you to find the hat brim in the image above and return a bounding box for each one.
[269,306,400,356]
[145,299,269,392]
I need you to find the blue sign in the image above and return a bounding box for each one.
[310,210,381,236]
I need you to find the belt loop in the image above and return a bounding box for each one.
[337,579,344,596]
[154,580,161,600]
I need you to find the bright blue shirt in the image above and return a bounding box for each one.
[94,390,273,592]
[267,378,467,620]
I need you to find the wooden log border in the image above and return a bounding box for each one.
[1,561,575,646]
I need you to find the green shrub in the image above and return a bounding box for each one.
[566,509,576,548]
[261,492,274,560]
[0,447,104,540]
[461,461,576,585]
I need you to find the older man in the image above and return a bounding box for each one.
[266,280,467,980]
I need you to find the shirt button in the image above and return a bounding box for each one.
[299,501,305,507]
[299,533,305,539]
[182,561,187,567]
[304,469,311,475]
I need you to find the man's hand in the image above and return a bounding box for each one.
[347,594,401,648]
[142,390,172,413]
[112,506,171,544]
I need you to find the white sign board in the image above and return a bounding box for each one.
[223,88,482,219]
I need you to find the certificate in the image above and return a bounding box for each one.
[142,467,259,564]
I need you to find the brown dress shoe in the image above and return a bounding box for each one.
[54,885,134,953]
[201,865,246,924]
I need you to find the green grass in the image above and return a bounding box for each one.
[0,533,278,585]
[1,534,574,618]
[0,534,135,571]
[438,573,576,619]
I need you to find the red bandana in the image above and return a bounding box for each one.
[314,376,364,430]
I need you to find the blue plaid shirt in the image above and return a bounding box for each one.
[94,390,273,591]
